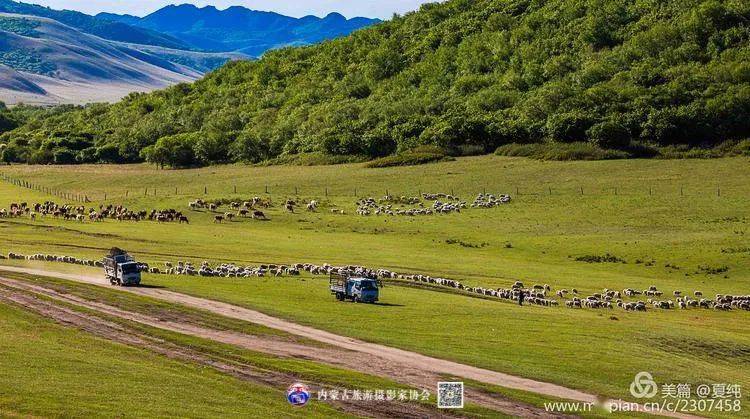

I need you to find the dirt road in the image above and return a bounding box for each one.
[0,282,448,419]
[0,265,699,418]
[0,274,554,417]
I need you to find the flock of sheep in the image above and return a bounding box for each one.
[2,191,511,226]
[355,192,511,216]
[188,197,284,222]
[4,249,749,313]
[1,201,188,224]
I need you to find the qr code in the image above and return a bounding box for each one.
[437,382,464,409]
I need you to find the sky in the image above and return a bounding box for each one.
[25,0,437,19]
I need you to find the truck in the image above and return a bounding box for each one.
[329,273,380,303]
[103,248,141,286]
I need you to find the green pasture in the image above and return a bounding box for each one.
[1,155,749,411]
[0,299,346,418]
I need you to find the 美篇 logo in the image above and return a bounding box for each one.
[629,372,658,399]
[287,383,311,406]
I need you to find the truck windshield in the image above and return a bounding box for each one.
[121,263,139,274]
[360,281,377,290]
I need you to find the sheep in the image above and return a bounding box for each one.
[224,213,235,222]
[179,215,189,224]
[214,215,224,223]
[252,211,267,220]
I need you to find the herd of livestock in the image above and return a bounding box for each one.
[355,193,511,216]
[3,250,749,313]
[1,201,188,223]
[1,191,512,225]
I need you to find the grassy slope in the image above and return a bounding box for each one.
[1,155,749,405]
[0,300,346,418]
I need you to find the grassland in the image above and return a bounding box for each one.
[0,299,346,418]
[1,155,749,412]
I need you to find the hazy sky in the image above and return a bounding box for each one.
[26,1,436,19]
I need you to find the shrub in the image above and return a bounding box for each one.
[96,144,121,163]
[587,120,632,149]
[52,148,76,165]
[262,152,366,166]
[495,142,629,160]
[575,254,627,263]
[446,144,487,157]
[364,152,452,168]
[76,147,98,163]
[27,149,53,164]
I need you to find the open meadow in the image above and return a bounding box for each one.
[1,155,750,415]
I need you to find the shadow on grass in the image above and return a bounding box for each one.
[134,284,167,289]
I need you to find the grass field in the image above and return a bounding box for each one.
[0,299,347,418]
[1,155,750,414]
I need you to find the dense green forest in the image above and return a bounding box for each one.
[1,0,749,166]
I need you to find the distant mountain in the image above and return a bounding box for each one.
[0,0,189,49]
[98,4,380,55]
[0,13,234,105]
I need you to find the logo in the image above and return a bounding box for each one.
[287,383,310,407]
[630,372,658,399]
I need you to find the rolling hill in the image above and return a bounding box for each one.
[0,13,232,105]
[98,4,380,56]
[1,0,749,165]
[0,0,188,49]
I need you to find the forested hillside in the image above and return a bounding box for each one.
[2,0,749,166]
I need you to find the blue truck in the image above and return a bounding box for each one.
[330,274,380,303]
[103,248,142,286]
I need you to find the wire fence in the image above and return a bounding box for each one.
[0,170,733,206]
[0,173,90,203]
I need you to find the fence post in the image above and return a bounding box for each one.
[354,187,357,197]
[680,186,683,197]
[204,186,207,195]
[717,186,720,197]
[234,185,237,194]
[325,187,328,197]
[649,187,652,196]
[548,186,552,196]
[295,186,298,195]
[580,186,584,196]
[265,185,269,194]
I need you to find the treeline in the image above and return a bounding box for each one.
[1,0,750,166]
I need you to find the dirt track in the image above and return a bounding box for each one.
[0,265,699,418]
[0,282,445,419]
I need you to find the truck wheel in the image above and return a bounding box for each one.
[354,296,361,303]
[336,292,343,301]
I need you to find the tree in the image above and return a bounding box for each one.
[145,134,198,168]
[53,148,76,164]
[587,120,632,149]
[546,112,595,143]
[96,144,121,163]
